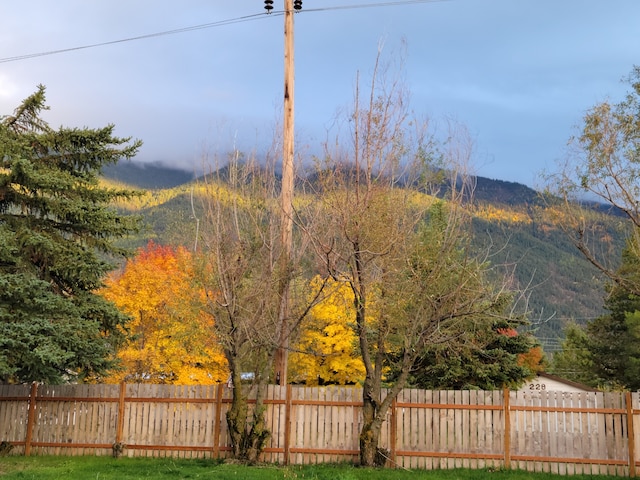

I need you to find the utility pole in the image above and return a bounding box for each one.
[265,0,300,385]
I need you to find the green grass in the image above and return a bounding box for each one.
[0,457,622,480]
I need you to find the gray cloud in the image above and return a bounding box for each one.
[2,0,639,186]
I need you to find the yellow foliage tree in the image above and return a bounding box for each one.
[100,241,227,384]
[289,278,365,385]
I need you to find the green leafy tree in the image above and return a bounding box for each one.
[544,65,640,295]
[0,85,142,383]
[387,202,536,391]
[544,65,640,389]
[305,50,526,466]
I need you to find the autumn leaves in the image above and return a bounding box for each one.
[99,242,368,386]
[100,242,227,384]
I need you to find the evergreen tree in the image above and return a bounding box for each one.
[549,322,593,386]
[552,242,640,390]
[585,247,640,389]
[406,321,537,390]
[0,85,142,383]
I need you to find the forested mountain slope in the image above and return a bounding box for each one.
[104,163,619,352]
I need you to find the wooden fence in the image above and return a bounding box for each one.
[0,383,638,476]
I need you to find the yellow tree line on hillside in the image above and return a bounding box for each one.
[102,175,582,228]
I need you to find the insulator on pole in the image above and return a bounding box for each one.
[264,0,274,12]
[293,0,302,10]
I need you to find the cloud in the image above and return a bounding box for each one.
[2,1,640,187]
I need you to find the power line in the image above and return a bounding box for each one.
[0,0,449,64]
[304,0,449,13]
[0,14,268,64]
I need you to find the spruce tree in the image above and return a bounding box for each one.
[0,85,142,383]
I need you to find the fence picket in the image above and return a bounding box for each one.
[632,393,640,477]
[468,389,479,470]
[415,388,425,469]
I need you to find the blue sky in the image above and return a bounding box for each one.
[1,1,639,187]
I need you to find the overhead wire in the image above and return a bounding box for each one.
[0,0,449,64]
[0,13,269,64]
[303,0,449,13]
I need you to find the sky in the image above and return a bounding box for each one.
[1,1,639,188]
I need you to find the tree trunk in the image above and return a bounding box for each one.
[225,387,271,462]
[243,400,270,463]
[358,353,412,467]
[359,396,386,467]
[225,361,271,463]
[359,373,386,467]
[226,390,247,459]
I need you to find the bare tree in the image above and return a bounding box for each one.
[194,147,326,462]
[196,150,280,461]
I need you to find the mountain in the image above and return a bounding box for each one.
[472,176,540,205]
[102,161,195,189]
[103,161,617,353]
[104,161,543,206]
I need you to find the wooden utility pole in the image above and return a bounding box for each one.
[274,0,295,385]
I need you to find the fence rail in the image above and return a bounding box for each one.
[0,384,638,476]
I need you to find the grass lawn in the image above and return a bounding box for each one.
[0,457,622,480]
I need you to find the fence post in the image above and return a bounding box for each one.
[23,382,38,456]
[115,382,126,446]
[503,387,511,470]
[390,396,397,467]
[626,391,636,478]
[213,383,224,458]
[283,384,292,466]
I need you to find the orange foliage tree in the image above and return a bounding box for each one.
[518,345,546,374]
[100,241,227,384]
